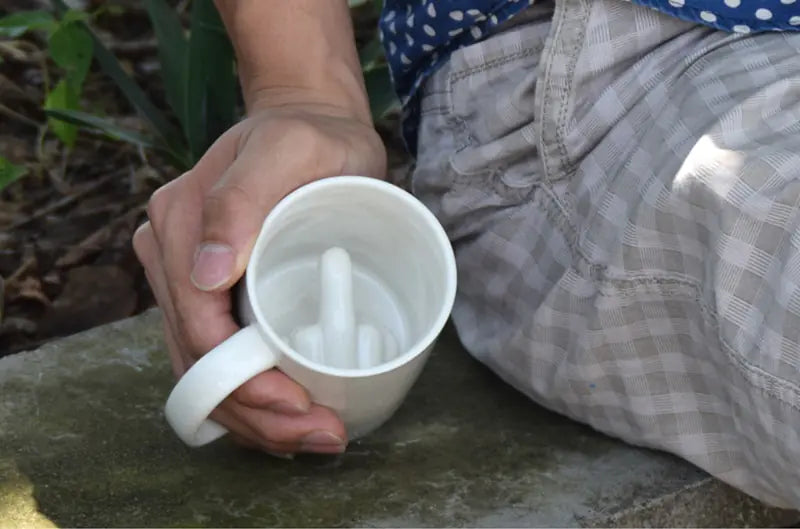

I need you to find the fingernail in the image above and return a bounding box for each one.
[191,243,234,291]
[269,400,310,416]
[300,430,346,452]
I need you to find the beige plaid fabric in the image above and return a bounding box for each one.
[411,0,800,508]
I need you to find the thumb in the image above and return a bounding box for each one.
[191,165,279,292]
[189,116,360,292]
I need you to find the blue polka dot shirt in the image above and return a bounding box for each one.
[378,0,800,153]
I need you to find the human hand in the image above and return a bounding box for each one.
[133,99,386,456]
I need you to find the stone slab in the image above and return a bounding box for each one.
[1,309,797,527]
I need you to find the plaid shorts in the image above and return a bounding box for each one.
[411,0,800,508]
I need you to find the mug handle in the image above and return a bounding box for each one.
[164,325,277,447]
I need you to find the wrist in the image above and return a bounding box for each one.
[214,0,372,126]
[243,67,371,126]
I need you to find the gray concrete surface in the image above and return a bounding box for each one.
[1,309,797,527]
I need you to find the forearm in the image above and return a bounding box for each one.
[213,0,371,124]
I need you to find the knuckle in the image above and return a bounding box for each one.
[231,383,258,404]
[146,178,181,227]
[131,221,154,263]
[205,181,255,210]
[255,426,296,446]
[146,189,168,226]
[173,311,226,359]
[175,320,208,358]
[203,181,260,232]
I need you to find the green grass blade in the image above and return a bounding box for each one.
[359,37,385,70]
[185,0,237,163]
[44,108,189,169]
[363,64,399,122]
[45,108,157,145]
[143,0,189,133]
[90,31,184,149]
[49,0,184,153]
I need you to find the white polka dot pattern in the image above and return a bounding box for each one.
[379,0,536,108]
[629,0,800,41]
[377,0,800,153]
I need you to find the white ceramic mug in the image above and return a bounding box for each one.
[164,176,457,447]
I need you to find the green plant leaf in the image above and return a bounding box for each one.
[61,8,90,24]
[185,0,237,163]
[43,17,93,149]
[44,79,79,146]
[45,108,190,169]
[144,0,189,133]
[50,0,184,152]
[0,156,28,191]
[45,108,156,146]
[364,64,399,122]
[359,37,385,70]
[0,10,56,38]
[48,21,93,88]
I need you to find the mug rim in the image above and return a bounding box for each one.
[245,175,457,378]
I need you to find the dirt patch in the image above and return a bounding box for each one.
[0,128,167,356]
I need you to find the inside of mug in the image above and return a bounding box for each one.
[250,179,452,372]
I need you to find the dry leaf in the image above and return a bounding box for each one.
[55,224,113,268]
[9,276,50,306]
